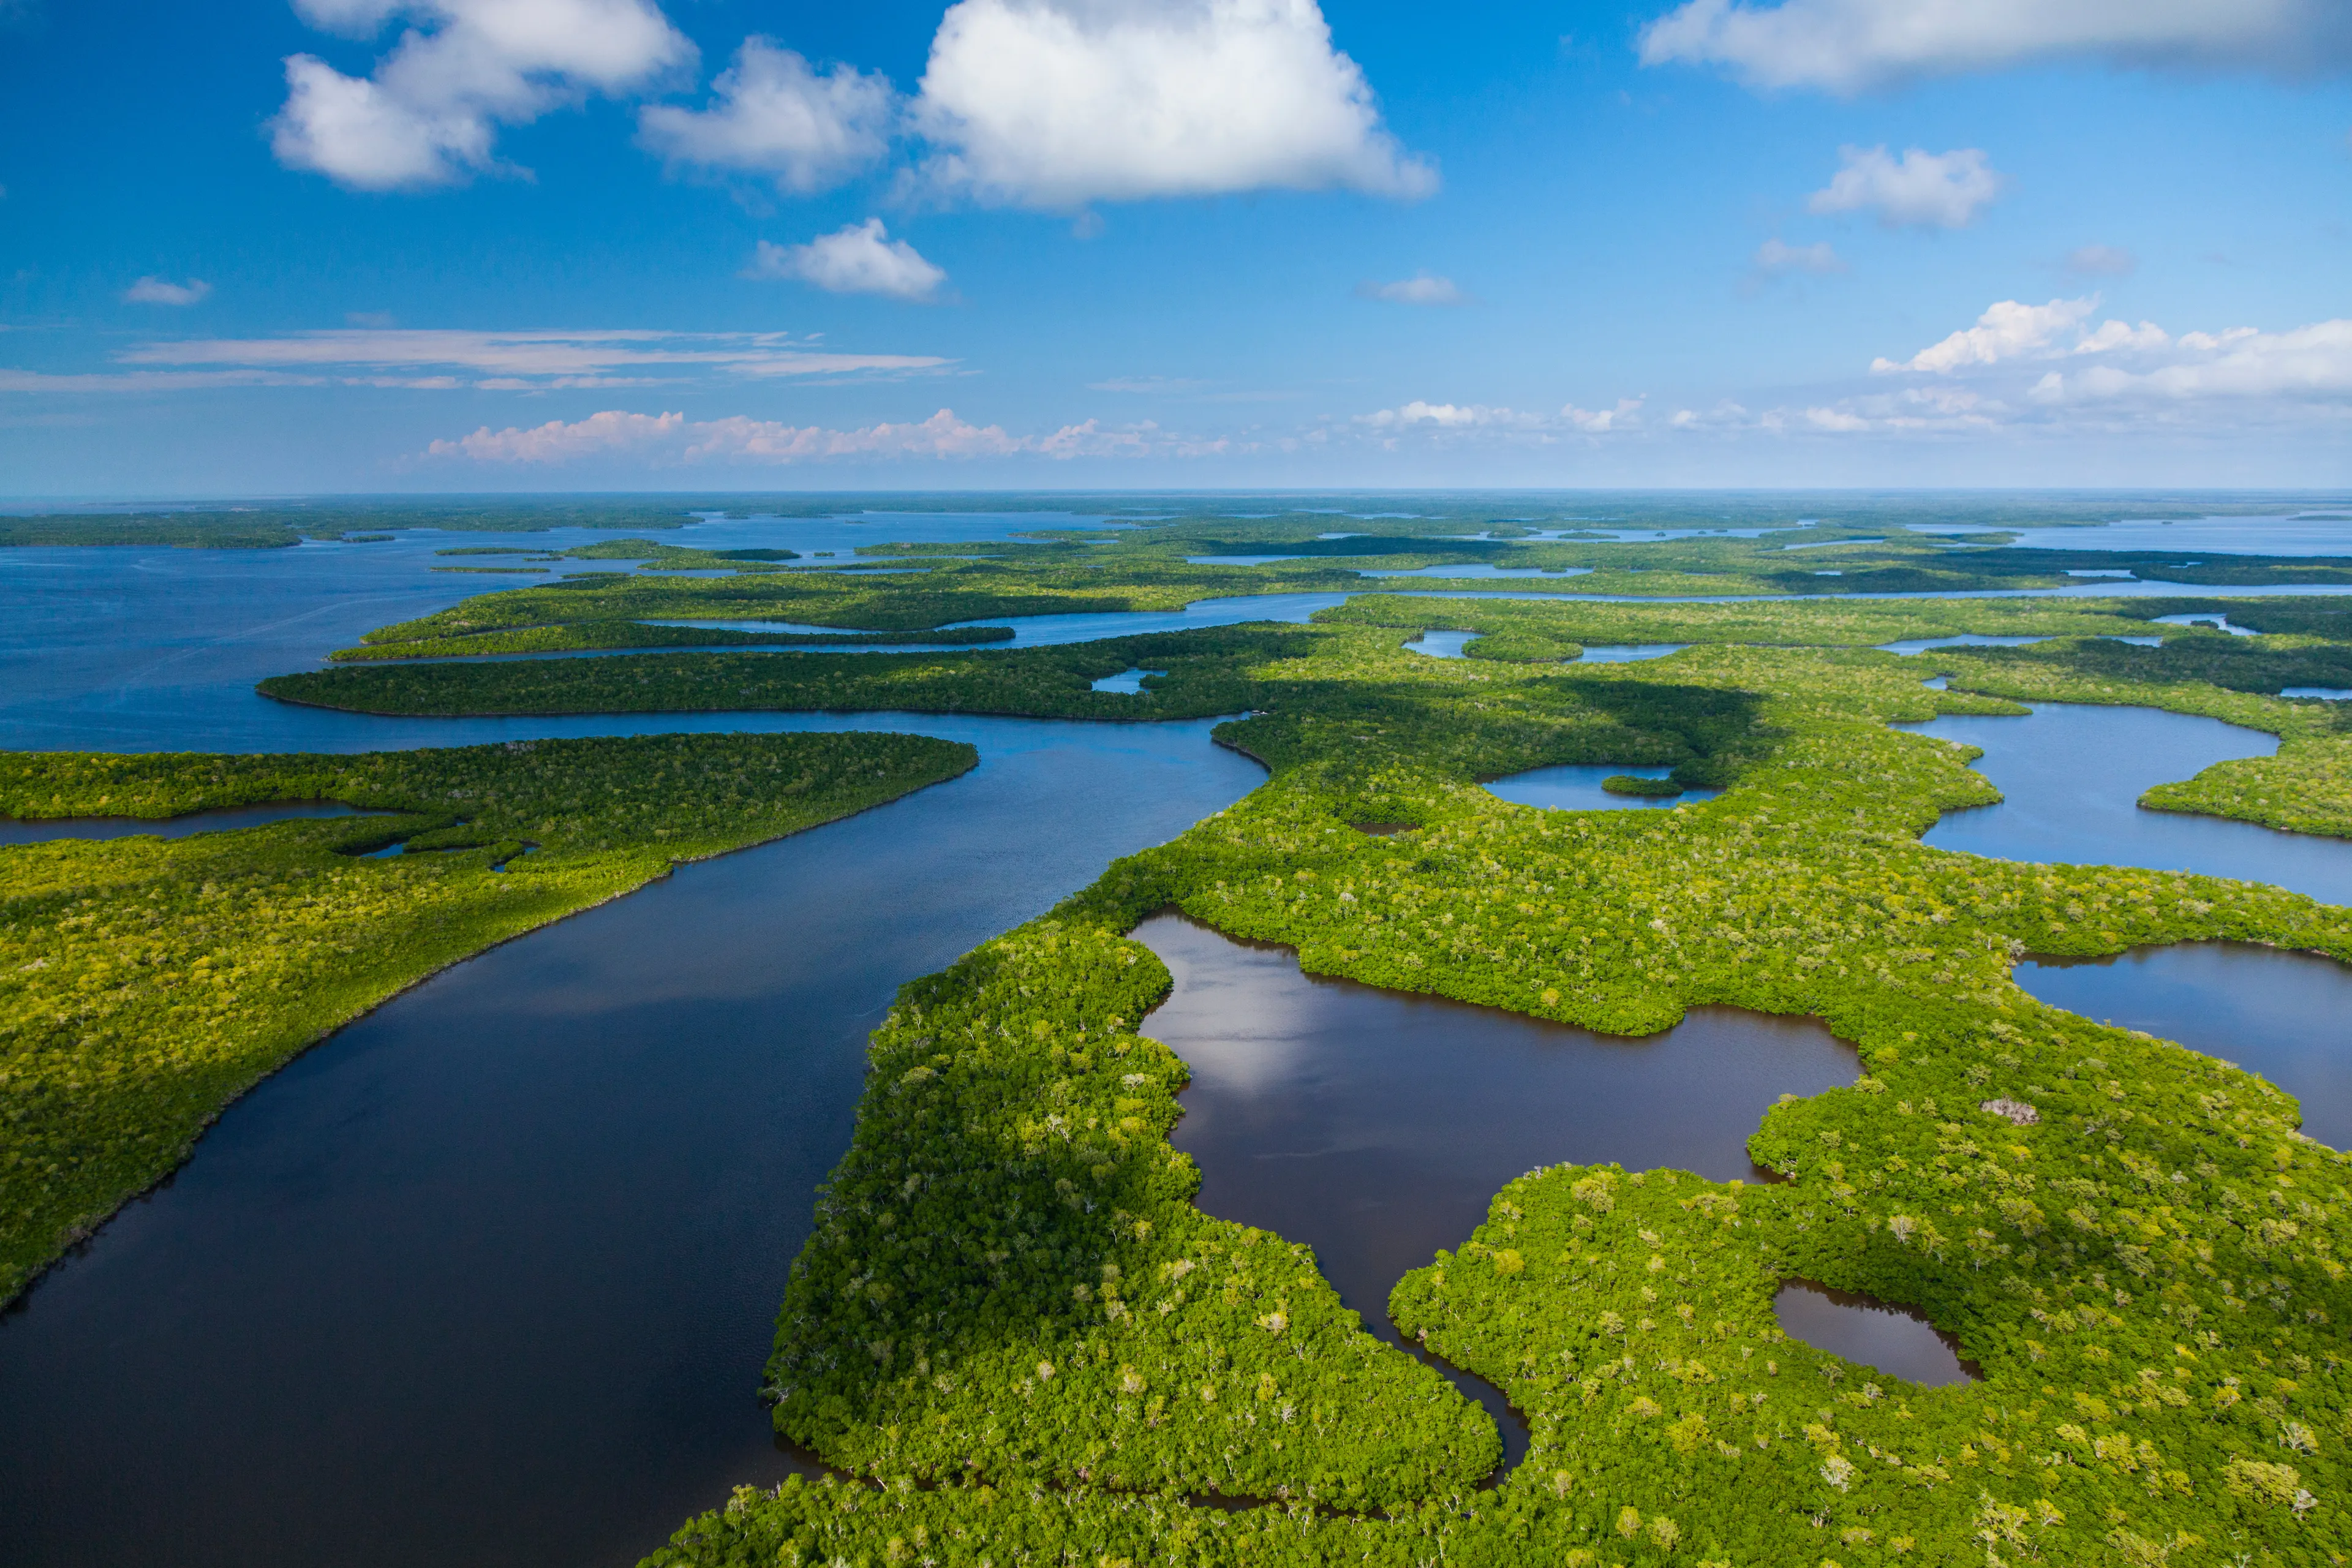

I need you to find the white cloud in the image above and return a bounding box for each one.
[2065,243,2137,277]
[1846,296,2352,429]
[1637,0,2352,93]
[910,0,1434,206]
[1751,238,1844,276]
[1564,398,1645,431]
[1355,273,1463,305]
[429,408,687,461]
[426,405,1188,464]
[1872,296,2100,373]
[124,276,213,306]
[1352,398,1644,439]
[1807,145,2002,230]
[2032,320,2352,405]
[2072,317,2171,355]
[1356,401,1526,430]
[271,0,695,190]
[745,221,948,301]
[111,327,948,384]
[636,39,895,194]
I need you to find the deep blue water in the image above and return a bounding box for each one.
[1895,702,2352,907]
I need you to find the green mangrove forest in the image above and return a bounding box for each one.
[0,732,976,1303]
[267,552,2347,1567]
[17,499,2352,1564]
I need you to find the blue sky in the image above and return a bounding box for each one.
[1,0,2346,495]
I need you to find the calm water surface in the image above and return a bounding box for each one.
[2015,943,2352,1148]
[1895,703,2352,907]
[1484,764,1723,813]
[0,517,1126,752]
[1771,1281,1976,1387]
[1132,912,1856,1361]
[0,716,1265,1568]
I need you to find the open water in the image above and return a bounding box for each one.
[2015,943,2352,1150]
[1132,912,1860,1422]
[8,529,2351,1561]
[0,529,1273,1568]
[1894,703,2352,907]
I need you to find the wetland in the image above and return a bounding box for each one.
[9,497,2352,1568]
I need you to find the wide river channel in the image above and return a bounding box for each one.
[6,531,2352,1565]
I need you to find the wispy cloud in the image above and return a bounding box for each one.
[81,328,948,386]
[1751,238,1845,277]
[0,369,325,393]
[1638,0,2352,93]
[1355,273,1464,305]
[423,405,1210,465]
[124,276,213,306]
[2064,244,2138,277]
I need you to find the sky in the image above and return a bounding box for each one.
[0,0,2346,496]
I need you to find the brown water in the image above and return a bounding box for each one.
[1131,911,1861,1467]
[2015,942,2352,1148]
[1772,1280,1978,1387]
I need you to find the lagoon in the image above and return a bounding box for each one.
[1895,703,2352,907]
[2015,942,2352,1149]
[1133,911,1855,1374]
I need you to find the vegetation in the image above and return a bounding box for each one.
[1319,592,2206,656]
[0,732,976,1304]
[325,620,1016,662]
[633,625,2352,1566]
[1602,775,1682,797]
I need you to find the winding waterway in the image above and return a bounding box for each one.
[0,716,1265,1568]
[12,532,2352,1561]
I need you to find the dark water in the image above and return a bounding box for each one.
[1875,635,2050,655]
[0,717,1264,1568]
[1772,1281,1977,1387]
[1131,913,1858,1460]
[1484,764,1722,813]
[0,801,382,845]
[1895,703,2352,907]
[2015,943,2352,1149]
